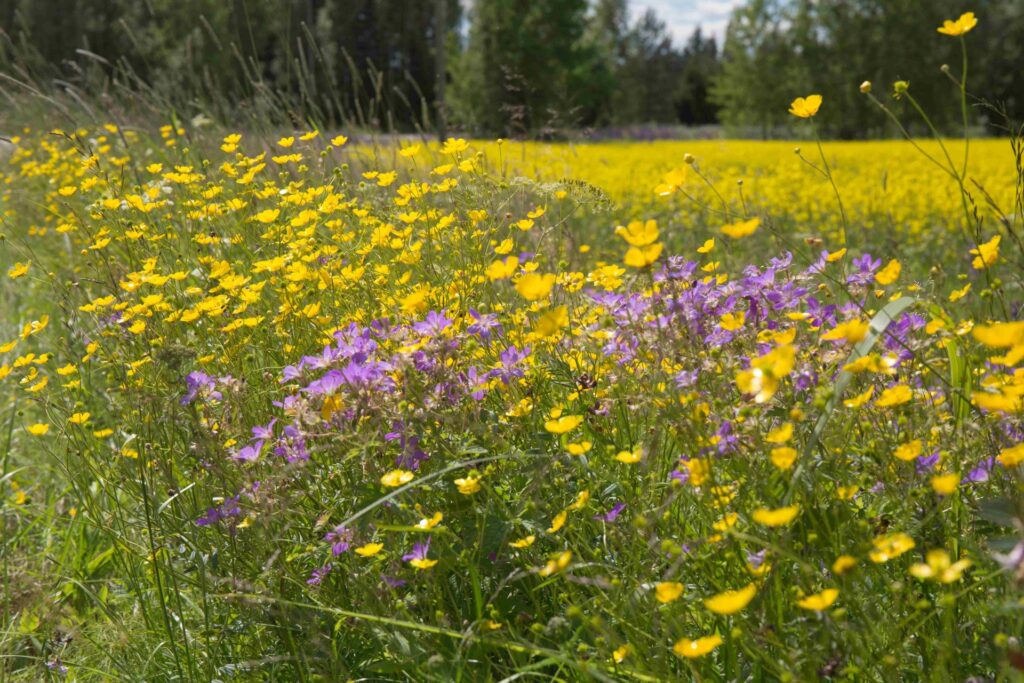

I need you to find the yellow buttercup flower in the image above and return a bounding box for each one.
[509,535,536,548]
[455,476,481,495]
[538,550,572,577]
[7,262,30,279]
[997,443,1024,467]
[789,94,822,118]
[26,423,50,436]
[547,510,568,533]
[831,555,857,575]
[720,216,761,239]
[655,581,685,604]
[752,505,799,527]
[948,283,971,302]
[568,490,589,510]
[972,321,1024,348]
[970,235,1000,269]
[624,242,663,268]
[720,311,745,331]
[614,219,659,247]
[614,446,643,464]
[770,447,797,470]
[893,439,923,462]
[685,458,711,486]
[836,485,859,501]
[410,557,437,570]
[765,422,793,444]
[544,414,583,434]
[534,306,568,339]
[869,531,915,563]
[875,384,913,407]
[797,588,839,611]
[486,256,519,281]
[874,259,901,285]
[713,512,738,532]
[380,469,414,487]
[909,549,971,583]
[673,634,722,659]
[253,208,280,224]
[417,512,443,529]
[930,472,960,495]
[566,441,592,456]
[821,319,869,344]
[843,386,874,408]
[937,11,977,36]
[704,583,757,615]
[736,344,796,403]
[653,168,686,196]
[355,543,383,557]
[441,138,469,154]
[515,272,556,301]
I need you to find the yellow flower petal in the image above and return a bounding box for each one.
[703,583,757,615]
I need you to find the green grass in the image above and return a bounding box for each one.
[0,82,1023,682]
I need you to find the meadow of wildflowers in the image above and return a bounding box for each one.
[2,11,1024,682]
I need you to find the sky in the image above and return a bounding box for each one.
[633,0,743,44]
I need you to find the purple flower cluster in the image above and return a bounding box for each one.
[195,495,241,527]
[180,371,235,405]
[588,251,824,369]
[182,309,531,482]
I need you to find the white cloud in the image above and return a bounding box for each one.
[631,0,743,43]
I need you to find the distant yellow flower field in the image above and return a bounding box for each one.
[475,138,1016,239]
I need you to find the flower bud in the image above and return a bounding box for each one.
[894,80,909,95]
[683,153,696,165]
[859,80,872,94]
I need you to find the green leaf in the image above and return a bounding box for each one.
[19,612,40,634]
[804,297,916,459]
[86,546,115,574]
[977,497,1019,528]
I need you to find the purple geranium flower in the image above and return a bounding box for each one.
[848,253,881,286]
[467,308,502,342]
[492,345,531,384]
[746,549,768,570]
[413,310,453,337]
[382,574,407,589]
[307,564,333,586]
[594,502,626,523]
[252,419,277,441]
[915,450,941,473]
[402,537,432,563]
[232,440,264,462]
[195,495,241,527]
[181,371,222,405]
[324,524,353,556]
[966,457,994,482]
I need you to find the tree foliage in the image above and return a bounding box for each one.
[0,0,1021,136]
[713,0,1024,138]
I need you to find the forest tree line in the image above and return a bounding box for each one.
[1,0,1022,137]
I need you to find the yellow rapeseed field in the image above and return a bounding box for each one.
[483,138,1017,238]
